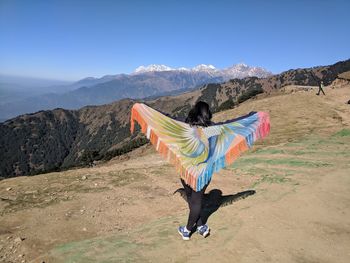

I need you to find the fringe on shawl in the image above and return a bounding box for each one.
[130,104,197,189]
[130,105,147,134]
[224,111,270,165]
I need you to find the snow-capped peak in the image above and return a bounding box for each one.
[134,64,174,73]
[236,63,248,67]
[192,64,217,72]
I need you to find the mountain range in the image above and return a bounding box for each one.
[133,63,269,77]
[1,59,349,178]
[0,64,271,122]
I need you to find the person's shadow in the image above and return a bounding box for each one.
[174,188,256,224]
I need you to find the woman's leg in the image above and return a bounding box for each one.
[185,183,209,232]
[196,183,209,227]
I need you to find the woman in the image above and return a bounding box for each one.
[129,100,270,241]
[178,101,213,240]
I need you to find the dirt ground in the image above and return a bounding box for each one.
[0,83,350,263]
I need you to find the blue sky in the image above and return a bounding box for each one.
[0,0,349,81]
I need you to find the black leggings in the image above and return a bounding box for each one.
[181,179,210,232]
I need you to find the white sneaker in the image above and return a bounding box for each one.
[178,226,191,240]
[197,224,210,238]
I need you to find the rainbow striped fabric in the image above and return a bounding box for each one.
[130,103,270,191]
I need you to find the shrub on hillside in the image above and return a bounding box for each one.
[237,86,264,104]
[101,136,149,161]
[217,100,235,111]
[80,150,100,166]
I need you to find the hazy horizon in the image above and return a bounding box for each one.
[0,62,273,83]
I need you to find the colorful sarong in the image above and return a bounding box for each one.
[130,103,270,191]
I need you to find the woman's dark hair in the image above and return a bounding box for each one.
[185,101,212,127]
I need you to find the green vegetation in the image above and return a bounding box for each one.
[80,150,99,166]
[225,131,350,190]
[253,148,285,155]
[217,100,235,111]
[197,83,220,110]
[234,157,331,168]
[251,174,291,188]
[172,102,192,119]
[237,86,264,104]
[101,136,149,161]
[0,110,80,178]
[333,129,350,137]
